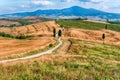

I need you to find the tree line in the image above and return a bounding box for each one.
[53,28,62,38]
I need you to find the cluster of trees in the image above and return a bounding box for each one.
[53,28,62,38]
[0,32,30,39]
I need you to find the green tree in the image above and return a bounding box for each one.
[58,30,62,37]
[53,28,56,38]
[102,33,105,44]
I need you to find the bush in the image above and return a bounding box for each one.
[49,44,53,48]
[16,35,30,39]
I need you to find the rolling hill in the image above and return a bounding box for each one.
[1,6,120,21]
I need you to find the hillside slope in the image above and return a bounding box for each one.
[0,21,60,36]
[63,28,120,46]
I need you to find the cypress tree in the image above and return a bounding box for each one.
[53,28,56,37]
[58,30,62,37]
[102,33,105,44]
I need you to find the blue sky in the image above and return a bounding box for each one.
[0,0,120,14]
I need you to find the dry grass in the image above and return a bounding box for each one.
[0,37,54,59]
[63,28,120,46]
[0,21,61,59]
[0,21,60,36]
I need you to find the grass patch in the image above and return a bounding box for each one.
[57,19,120,32]
[0,55,120,80]
[68,39,120,61]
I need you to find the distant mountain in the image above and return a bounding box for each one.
[1,6,120,20]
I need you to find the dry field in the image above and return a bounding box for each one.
[0,37,54,59]
[0,21,60,36]
[0,20,120,79]
[0,21,120,59]
[0,21,61,59]
[63,28,120,46]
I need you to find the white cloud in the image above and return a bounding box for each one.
[66,0,73,2]
[90,0,105,3]
[20,5,30,8]
[102,5,109,10]
[32,0,54,6]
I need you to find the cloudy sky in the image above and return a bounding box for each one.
[0,0,120,14]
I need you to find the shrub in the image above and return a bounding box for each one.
[49,44,53,48]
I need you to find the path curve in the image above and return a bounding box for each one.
[0,38,62,63]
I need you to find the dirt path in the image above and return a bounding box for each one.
[57,39,72,54]
[0,38,62,63]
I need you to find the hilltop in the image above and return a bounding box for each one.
[0,21,60,36]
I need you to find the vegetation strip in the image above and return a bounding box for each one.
[57,19,120,32]
[0,32,31,39]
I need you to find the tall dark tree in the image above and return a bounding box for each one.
[102,33,105,44]
[58,30,62,37]
[53,28,56,38]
